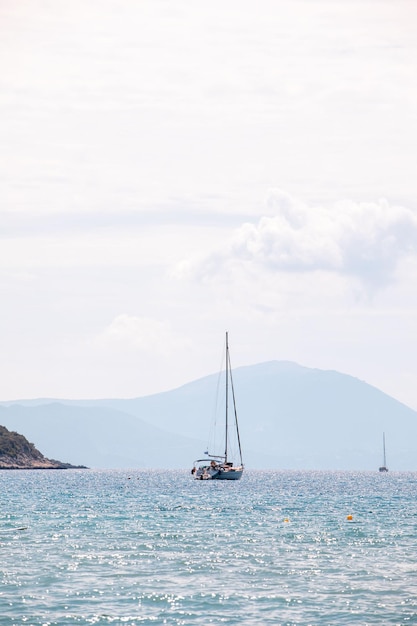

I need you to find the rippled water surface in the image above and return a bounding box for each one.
[1,470,417,625]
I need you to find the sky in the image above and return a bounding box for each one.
[1,0,417,408]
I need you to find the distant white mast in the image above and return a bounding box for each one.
[382,432,387,467]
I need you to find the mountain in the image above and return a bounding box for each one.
[1,361,416,470]
[0,424,86,469]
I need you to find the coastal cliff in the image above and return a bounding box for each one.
[0,425,86,469]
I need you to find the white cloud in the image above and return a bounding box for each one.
[95,315,179,356]
[178,192,417,289]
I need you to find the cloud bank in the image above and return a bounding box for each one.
[178,191,417,289]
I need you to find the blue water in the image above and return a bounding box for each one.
[1,470,417,625]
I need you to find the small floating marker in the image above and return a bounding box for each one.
[346,514,353,521]
[284,518,290,523]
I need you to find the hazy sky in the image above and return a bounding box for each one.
[1,0,417,407]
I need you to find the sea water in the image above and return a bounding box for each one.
[1,470,417,625]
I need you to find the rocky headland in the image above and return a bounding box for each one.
[0,425,87,469]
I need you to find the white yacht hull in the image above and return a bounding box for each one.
[194,465,243,481]
[212,468,243,480]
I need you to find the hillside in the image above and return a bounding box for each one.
[1,361,416,470]
[0,425,86,469]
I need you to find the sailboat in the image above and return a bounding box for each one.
[379,432,388,472]
[191,332,244,480]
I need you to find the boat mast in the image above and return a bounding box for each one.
[225,332,244,467]
[383,432,386,467]
[229,354,243,466]
[225,331,229,462]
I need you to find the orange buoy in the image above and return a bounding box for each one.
[346,514,353,521]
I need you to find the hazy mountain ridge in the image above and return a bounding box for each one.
[1,361,416,470]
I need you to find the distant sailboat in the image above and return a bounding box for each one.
[191,332,244,480]
[379,432,388,472]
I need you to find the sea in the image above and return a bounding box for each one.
[1,470,417,626]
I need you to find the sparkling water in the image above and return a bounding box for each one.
[1,470,416,625]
